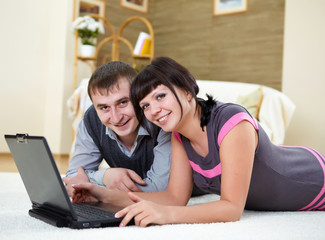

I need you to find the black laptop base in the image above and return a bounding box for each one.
[29,208,70,228]
[4,133,124,229]
[29,208,122,228]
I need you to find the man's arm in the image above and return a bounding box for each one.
[65,119,106,186]
[137,129,171,192]
[65,119,146,194]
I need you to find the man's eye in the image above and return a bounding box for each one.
[119,100,128,107]
[156,93,166,100]
[119,101,128,107]
[100,106,109,111]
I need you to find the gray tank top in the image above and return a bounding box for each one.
[175,102,325,211]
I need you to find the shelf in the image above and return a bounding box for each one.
[73,15,154,90]
[132,54,152,59]
[77,56,97,61]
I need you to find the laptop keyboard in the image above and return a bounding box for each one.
[73,203,116,219]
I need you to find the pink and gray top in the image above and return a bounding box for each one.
[174,103,325,211]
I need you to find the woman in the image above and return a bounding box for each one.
[73,57,325,227]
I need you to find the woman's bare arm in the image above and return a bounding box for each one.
[72,133,194,207]
[116,121,257,226]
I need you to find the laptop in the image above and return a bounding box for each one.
[4,133,125,229]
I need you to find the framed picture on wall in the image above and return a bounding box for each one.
[73,0,106,20]
[120,0,148,13]
[213,0,248,16]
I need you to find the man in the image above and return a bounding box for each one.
[63,61,171,196]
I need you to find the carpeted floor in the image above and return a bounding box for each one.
[1,172,325,240]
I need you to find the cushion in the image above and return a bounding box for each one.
[236,87,263,120]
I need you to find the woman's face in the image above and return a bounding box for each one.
[139,84,191,132]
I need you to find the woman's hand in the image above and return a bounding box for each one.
[72,182,108,203]
[115,192,172,227]
[63,166,90,197]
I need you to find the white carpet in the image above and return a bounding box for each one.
[1,172,324,240]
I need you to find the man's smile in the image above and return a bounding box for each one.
[113,119,130,127]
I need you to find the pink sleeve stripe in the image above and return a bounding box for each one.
[280,146,325,211]
[189,160,222,178]
[297,147,325,211]
[217,112,259,146]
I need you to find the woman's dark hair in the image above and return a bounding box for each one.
[130,56,216,133]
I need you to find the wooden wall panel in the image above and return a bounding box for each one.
[151,0,284,90]
[152,0,213,80]
[209,1,284,90]
[99,0,153,66]
[103,0,284,90]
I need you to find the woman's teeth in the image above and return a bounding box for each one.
[158,116,167,122]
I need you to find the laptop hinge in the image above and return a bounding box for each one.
[16,133,29,143]
[32,202,74,221]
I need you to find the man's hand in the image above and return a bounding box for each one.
[63,166,90,196]
[103,168,146,192]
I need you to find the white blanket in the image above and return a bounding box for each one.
[196,80,296,145]
[1,172,324,240]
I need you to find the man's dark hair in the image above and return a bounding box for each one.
[88,61,137,100]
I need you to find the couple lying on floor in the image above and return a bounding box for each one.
[64,57,325,227]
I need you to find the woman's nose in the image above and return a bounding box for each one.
[150,102,161,116]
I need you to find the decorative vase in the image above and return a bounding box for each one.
[80,44,96,57]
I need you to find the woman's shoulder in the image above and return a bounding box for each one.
[210,102,254,130]
[212,102,249,120]
[210,102,257,147]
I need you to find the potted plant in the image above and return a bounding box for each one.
[72,16,105,57]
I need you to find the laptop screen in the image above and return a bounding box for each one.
[5,135,74,217]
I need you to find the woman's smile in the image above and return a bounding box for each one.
[157,112,170,124]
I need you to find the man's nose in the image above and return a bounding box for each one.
[110,108,122,123]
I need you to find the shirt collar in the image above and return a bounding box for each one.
[105,125,149,141]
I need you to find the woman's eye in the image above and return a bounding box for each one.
[141,104,149,111]
[156,93,166,100]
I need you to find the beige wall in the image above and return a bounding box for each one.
[0,0,74,153]
[0,0,324,154]
[282,0,325,152]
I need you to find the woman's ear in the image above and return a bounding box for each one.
[186,91,193,102]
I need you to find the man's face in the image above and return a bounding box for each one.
[91,78,139,142]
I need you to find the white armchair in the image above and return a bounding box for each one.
[196,80,296,144]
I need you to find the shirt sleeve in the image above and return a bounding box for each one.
[137,129,171,192]
[65,119,106,187]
